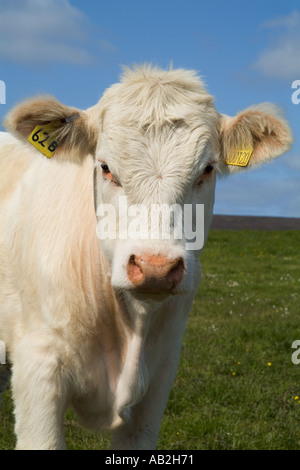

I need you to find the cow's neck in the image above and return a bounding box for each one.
[113,291,168,421]
[89,236,174,420]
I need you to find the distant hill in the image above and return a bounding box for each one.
[211,215,300,230]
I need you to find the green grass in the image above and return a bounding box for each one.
[1,229,300,450]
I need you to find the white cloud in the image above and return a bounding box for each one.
[253,11,300,80]
[260,10,300,29]
[254,39,300,80]
[214,154,300,218]
[0,0,114,65]
[280,152,300,171]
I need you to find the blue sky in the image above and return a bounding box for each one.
[0,0,299,217]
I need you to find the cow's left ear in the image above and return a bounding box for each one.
[3,96,98,163]
[219,103,293,173]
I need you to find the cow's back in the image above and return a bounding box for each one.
[0,133,102,359]
[0,133,134,427]
[0,133,32,352]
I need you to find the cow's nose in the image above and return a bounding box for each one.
[127,254,185,293]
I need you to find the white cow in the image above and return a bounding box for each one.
[0,65,292,450]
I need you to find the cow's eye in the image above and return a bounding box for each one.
[196,164,215,186]
[203,164,214,175]
[100,162,116,183]
[101,163,110,174]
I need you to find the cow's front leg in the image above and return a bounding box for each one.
[12,335,68,450]
[111,350,181,450]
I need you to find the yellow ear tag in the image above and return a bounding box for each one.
[28,120,61,158]
[225,147,253,167]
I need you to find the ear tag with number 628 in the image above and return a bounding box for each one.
[28,121,61,158]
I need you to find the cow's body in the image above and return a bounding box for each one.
[0,132,192,449]
[0,131,197,449]
[0,66,292,449]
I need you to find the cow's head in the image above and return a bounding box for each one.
[4,66,293,299]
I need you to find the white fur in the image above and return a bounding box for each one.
[0,65,292,450]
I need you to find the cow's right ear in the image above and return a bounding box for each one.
[3,96,98,163]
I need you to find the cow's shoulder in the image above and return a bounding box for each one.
[0,132,35,204]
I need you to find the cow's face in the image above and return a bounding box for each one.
[93,70,220,296]
[4,66,293,298]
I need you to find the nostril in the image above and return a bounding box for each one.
[129,254,136,265]
[127,255,144,286]
[167,258,184,286]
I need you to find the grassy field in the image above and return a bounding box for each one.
[1,229,300,450]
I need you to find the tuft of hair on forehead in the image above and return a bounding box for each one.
[99,64,216,131]
[120,63,208,94]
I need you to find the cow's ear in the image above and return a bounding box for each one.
[3,96,98,163]
[219,104,293,174]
